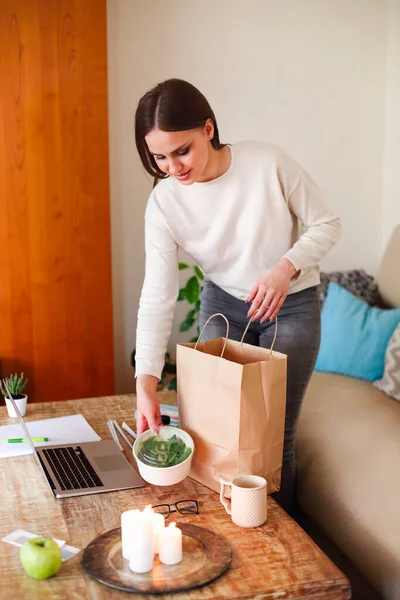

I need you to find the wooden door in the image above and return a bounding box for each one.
[0,0,115,402]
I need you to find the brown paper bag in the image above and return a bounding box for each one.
[177,313,287,494]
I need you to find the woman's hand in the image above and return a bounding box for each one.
[136,375,163,435]
[246,258,298,323]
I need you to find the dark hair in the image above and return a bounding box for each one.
[135,78,226,179]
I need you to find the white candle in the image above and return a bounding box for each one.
[142,505,155,554]
[121,509,141,560]
[158,522,182,565]
[151,512,165,554]
[128,510,154,573]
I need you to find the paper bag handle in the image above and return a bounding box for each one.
[195,313,230,357]
[195,312,278,357]
[241,316,278,355]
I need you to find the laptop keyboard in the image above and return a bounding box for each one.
[42,446,104,491]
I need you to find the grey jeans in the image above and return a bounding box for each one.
[199,280,321,516]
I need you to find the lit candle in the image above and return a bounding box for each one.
[158,522,182,565]
[151,512,165,554]
[140,505,165,555]
[128,509,154,573]
[121,509,141,560]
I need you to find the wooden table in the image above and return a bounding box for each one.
[0,393,350,600]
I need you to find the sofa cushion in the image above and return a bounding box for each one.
[319,269,380,308]
[315,282,400,381]
[374,324,400,401]
[296,371,400,600]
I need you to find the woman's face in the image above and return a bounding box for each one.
[145,120,214,185]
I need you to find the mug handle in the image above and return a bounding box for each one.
[219,477,232,515]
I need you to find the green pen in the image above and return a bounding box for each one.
[1,437,49,443]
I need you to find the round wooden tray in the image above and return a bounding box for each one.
[82,522,232,594]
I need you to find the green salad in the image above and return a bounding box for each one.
[138,434,192,468]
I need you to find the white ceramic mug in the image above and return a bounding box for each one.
[219,475,267,528]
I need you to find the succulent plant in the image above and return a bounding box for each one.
[0,373,28,398]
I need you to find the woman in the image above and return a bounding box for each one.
[134,78,340,514]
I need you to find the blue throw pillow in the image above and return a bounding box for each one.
[315,282,400,381]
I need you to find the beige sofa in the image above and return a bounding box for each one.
[296,226,400,600]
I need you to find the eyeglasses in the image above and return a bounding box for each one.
[152,500,199,518]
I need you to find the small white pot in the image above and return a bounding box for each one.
[5,394,28,418]
[133,426,194,486]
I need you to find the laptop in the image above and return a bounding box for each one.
[3,382,145,498]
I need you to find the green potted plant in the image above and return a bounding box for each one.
[131,262,204,392]
[0,373,28,418]
[177,262,204,341]
[167,263,204,391]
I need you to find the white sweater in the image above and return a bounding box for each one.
[135,141,341,378]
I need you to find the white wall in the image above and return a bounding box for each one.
[107,0,387,393]
[382,0,400,250]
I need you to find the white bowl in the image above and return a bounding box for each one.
[133,426,194,486]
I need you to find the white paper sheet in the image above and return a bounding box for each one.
[0,414,101,459]
[2,529,66,549]
[2,530,80,561]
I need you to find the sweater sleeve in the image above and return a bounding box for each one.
[277,150,341,271]
[135,196,179,379]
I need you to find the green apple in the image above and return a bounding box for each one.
[20,537,62,579]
